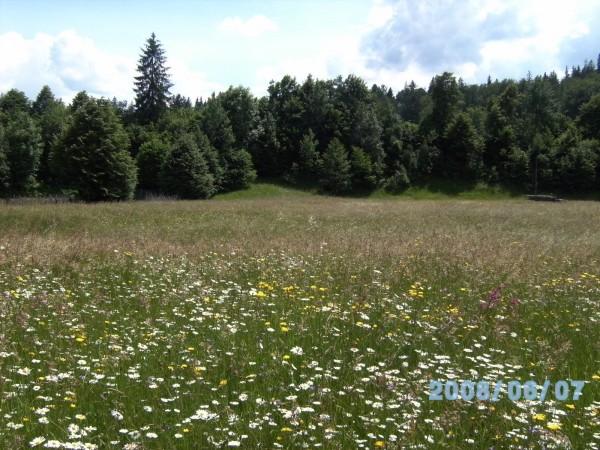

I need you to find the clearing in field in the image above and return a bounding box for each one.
[0,193,599,449]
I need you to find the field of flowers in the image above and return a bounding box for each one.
[0,197,599,449]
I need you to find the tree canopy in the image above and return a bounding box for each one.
[2,36,600,200]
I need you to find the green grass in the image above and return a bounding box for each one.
[0,195,598,449]
[214,182,314,200]
[215,179,522,201]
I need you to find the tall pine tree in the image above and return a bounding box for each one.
[134,33,173,124]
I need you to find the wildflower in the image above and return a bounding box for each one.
[546,422,562,431]
[111,410,124,421]
[374,441,385,448]
[29,436,46,447]
[290,346,303,356]
[533,413,546,421]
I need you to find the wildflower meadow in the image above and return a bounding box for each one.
[0,196,598,449]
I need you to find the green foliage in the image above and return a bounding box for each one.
[136,136,169,191]
[220,148,256,191]
[32,86,67,186]
[350,146,376,190]
[160,133,215,199]
[428,72,462,135]
[297,129,321,179]
[218,86,257,149]
[441,112,483,180]
[134,33,172,124]
[0,89,30,114]
[2,111,42,193]
[4,45,600,198]
[578,94,600,140]
[201,97,235,152]
[553,131,599,191]
[0,125,10,195]
[384,165,411,193]
[248,100,281,177]
[396,81,427,123]
[56,95,137,201]
[320,138,351,194]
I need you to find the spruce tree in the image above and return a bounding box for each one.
[160,133,215,199]
[298,129,321,179]
[32,86,67,186]
[134,33,173,124]
[320,138,351,194]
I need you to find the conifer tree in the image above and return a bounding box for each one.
[160,133,215,199]
[0,124,9,196]
[320,138,351,194]
[134,33,172,124]
[56,94,137,201]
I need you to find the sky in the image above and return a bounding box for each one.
[0,0,599,102]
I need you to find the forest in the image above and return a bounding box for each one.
[1,33,600,201]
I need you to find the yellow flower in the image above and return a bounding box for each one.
[374,441,385,448]
[546,422,561,431]
[280,326,289,332]
[281,427,293,432]
[566,404,575,410]
[255,290,267,298]
[592,374,600,381]
[282,355,290,360]
[219,379,228,387]
[533,413,546,421]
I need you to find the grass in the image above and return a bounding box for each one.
[0,192,599,449]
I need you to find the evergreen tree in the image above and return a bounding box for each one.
[441,113,483,179]
[427,72,462,135]
[136,135,169,191]
[2,111,42,193]
[396,81,426,123]
[578,94,600,140]
[350,146,376,190]
[297,129,321,179]
[248,99,281,177]
[0,89,30,114]
[220,148,256,191]
[555,139,598,191]
[32,86,67,186]
[320,138,351,194]
[0,125,10,196]
[56,95,137,201]
[160,133,215,199]
[134,33,173,123]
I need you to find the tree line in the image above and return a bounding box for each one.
[1,33,600,201]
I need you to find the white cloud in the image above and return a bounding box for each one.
[0,30,221,103]
[169,57,223,101]
[218,15,278,38]
[361,0,600,87]
[0,30,133,101]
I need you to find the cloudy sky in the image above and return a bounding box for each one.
[0,0,599,102]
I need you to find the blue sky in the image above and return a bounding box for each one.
[1,0,599,101]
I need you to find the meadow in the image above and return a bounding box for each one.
[0,187,599,449]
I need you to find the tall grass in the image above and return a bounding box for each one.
[0,195,598,449]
